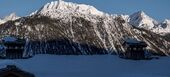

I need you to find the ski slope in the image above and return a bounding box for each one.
[0,55,170,77]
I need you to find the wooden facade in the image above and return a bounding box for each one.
[0,36,26,59]
[121,39,147,60]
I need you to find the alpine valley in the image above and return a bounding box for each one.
[0,0,170,56]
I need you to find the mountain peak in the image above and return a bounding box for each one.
[129,11,158,29]
[4,13,20,21]
[37,0,104,18]
[0,13,20,25]
[164,19,170,23]
[130,11,150,21]
[0,19,5,24]
[136,11,146,17]
[161,19,170,28]
[129,11,148,19]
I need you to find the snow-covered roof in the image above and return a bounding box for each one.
[0,45,5,52]
[125,39,141,44]
[0,45,5,49]
[1,36,26,44]
[124,38,147,47]
[2,36,17,42]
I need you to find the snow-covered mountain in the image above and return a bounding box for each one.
[0,13,20,25]
[0,19,5,24]
[3,13,20,21]
[161,19,170,31]
[0,0,170,56]
[129,11,158,29]
[161,19,170,28]
[128,11,170,34]
[37,0,104,18]
[153,19,170,34]
[18,0,170,35]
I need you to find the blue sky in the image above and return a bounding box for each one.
[0,0,169,21]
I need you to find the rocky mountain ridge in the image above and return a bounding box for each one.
[0,0,170,56]
[0,13,20,25]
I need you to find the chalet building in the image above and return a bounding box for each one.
[0,36,26,59]
[0,65,34,77]
[121,38,147,60]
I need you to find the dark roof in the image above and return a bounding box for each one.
[0,65,34,77]
[124,39,147,47]
[1,36,26,46]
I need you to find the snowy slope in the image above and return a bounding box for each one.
[128,11,170,34]
[0,19,5,24]
[119,14,129,22]
[0,55,170,77]
[37,0,104,18]
[2,36,17,42]
[3,13,20,21]
[161,19,170,28]
[153,19,170,34]
[0,13,20,25]
[0,0,170,55]
[129,11,158,29]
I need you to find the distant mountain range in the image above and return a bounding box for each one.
[0,13,20,24]
[0,0,170,56]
